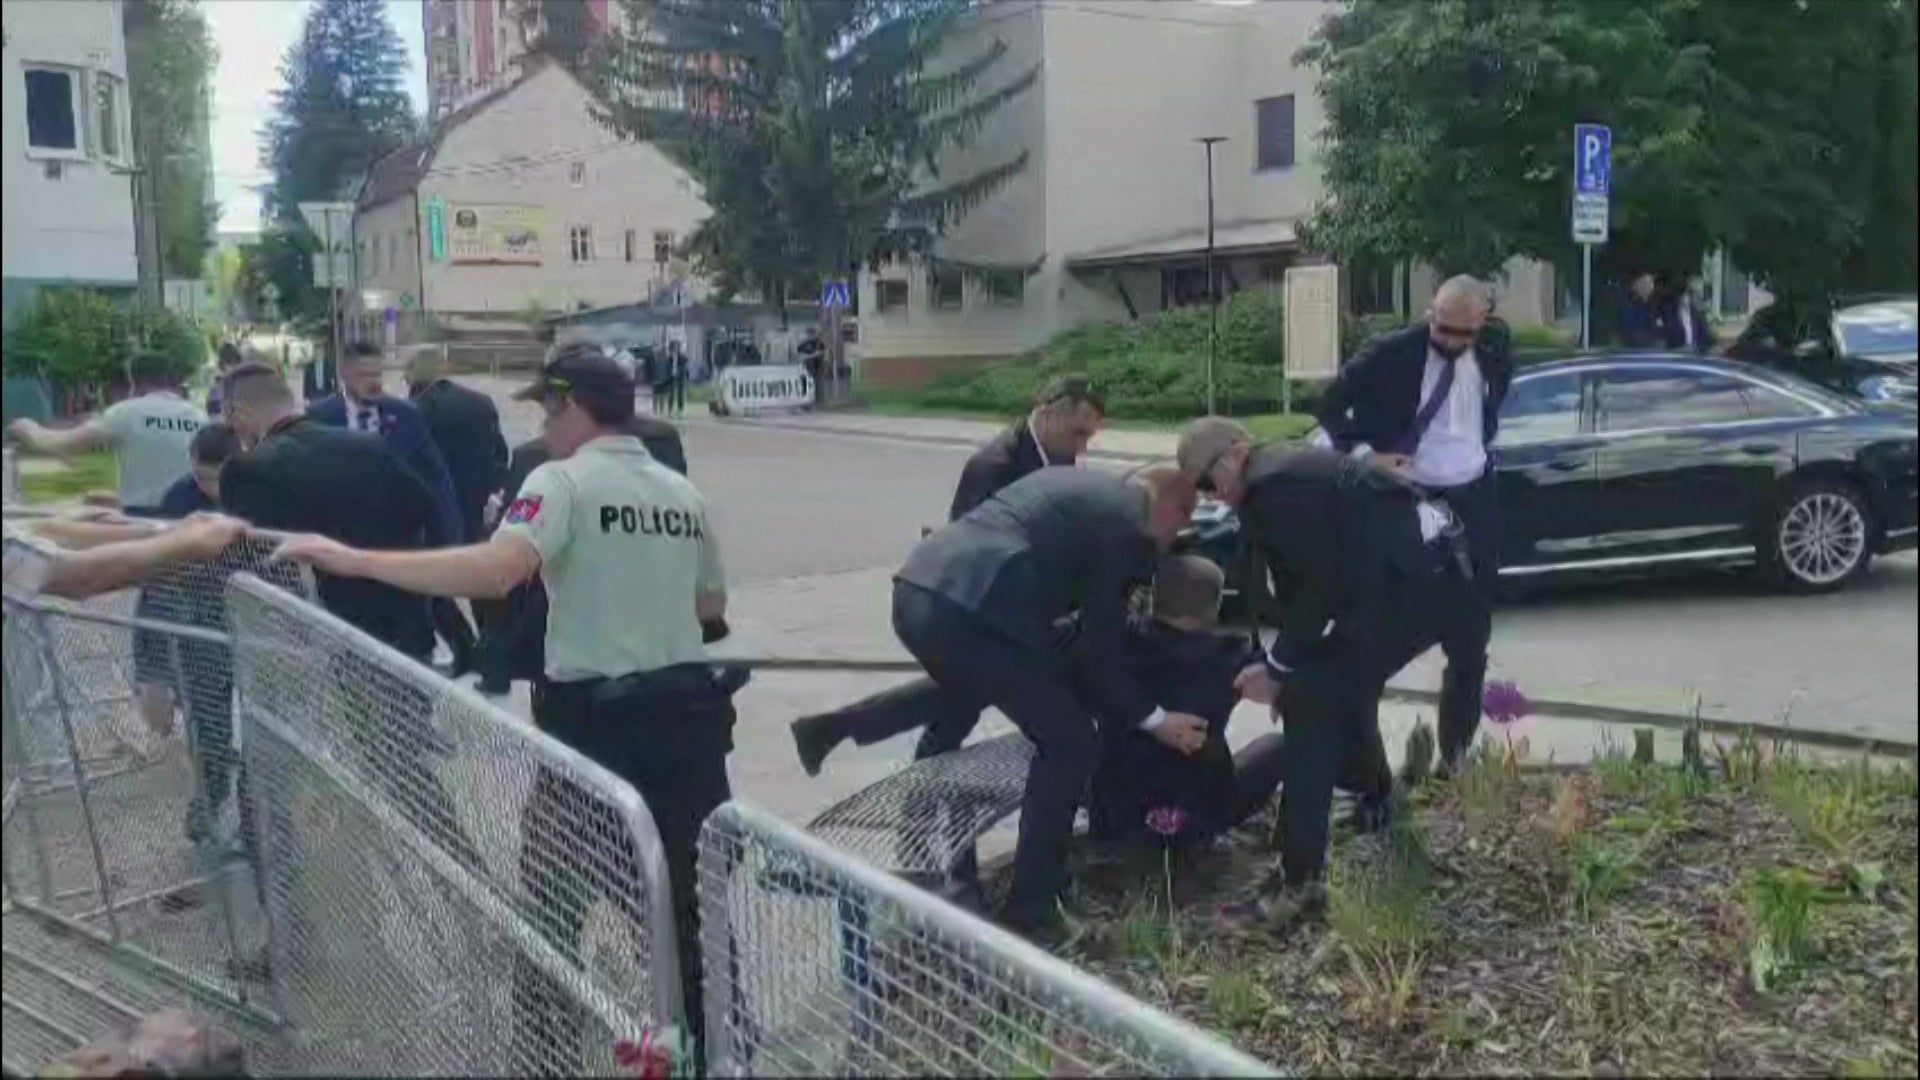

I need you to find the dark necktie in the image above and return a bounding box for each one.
[356,406,378,433]
[1395,357,1457,456]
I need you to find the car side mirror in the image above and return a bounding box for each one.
[1792,339,1825,360]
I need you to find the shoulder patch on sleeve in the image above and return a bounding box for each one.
[505,495,544,524]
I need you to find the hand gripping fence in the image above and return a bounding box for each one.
[3,534,314,1073]
[697,800,1278,1078]
[223,573,684,1076]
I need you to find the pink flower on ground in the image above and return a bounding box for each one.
[1482,680,1533,727]
[1145,805,1189,838]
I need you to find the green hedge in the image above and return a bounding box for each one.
[919,290,1295,420]
[2,289,206,394]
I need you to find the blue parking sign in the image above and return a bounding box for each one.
[1574,124,1611,197]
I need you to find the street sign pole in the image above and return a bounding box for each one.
[1571,123,1612,352]
[1581,242,1594,350]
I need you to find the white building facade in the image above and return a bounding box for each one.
[353,59,709,336]
[855,0,1569,385]
[2,0,138,324]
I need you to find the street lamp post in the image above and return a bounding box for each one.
[1196,135,1227,415]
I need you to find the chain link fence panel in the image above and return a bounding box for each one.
[226,574,685,1076]
[3,535,315,1072]
[697,800,1278,1078]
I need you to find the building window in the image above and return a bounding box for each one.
[653,230,673,265]
[928,265,965,311]
[569,225,594,264]
[1162,266,1212,309]
[24,66,83,156]
[876,278,910,315]
[980,269,1024,307]
[624,228,638,263]
[569,160,586,186]
[91,72,124,161]
[1254,94,1296,171]
[1348,258,1400,316]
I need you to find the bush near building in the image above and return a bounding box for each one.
[917,291,1292,421]
[2,289,208,411]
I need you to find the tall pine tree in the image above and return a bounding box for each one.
[259,0,416,320]
[583,0,1035,307]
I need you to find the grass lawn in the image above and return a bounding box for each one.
[1054,730,1918,1077]
[18,451,118,505]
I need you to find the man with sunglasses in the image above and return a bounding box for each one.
[1312,275,1509,775]
[788,375,1106,774]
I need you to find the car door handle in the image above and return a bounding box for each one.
[1546,458,1588,472]
[1740,442,1779,456]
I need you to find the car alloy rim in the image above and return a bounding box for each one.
[1779,492,1867,585]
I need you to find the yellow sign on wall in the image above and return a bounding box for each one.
[447,203,546,264]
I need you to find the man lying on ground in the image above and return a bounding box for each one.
[1088,553,1285,850]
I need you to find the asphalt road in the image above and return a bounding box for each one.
[476,381,1918,745]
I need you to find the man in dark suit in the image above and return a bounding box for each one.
[1180,418,1461,924]
[219,362,476,875]
[788,375,1107,774]
[1659,275,1716,355]
[949,375,1106,519]
[405,347,508,544]
[310,342,472,671]
[1313,275,1507,774]
[1618,272,1663,348]
[472,412,689,696]
[887,465,1205,935]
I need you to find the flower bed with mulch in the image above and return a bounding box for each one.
[1062,729,1919,1077]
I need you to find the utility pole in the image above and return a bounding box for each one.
[1196,135,1227,415]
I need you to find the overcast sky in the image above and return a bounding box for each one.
[206,0,428,235]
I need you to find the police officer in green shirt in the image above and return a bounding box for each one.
[273,343,736,1068]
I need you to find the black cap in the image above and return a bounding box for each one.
[514,346,637,416]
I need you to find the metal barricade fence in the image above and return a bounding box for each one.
[225,574,684,1076]
[3,534,314,1073]
[697,800,1277,1078]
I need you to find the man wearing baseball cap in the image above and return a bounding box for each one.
[273,342,735,1065]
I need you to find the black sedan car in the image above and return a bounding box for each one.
[1181,354,1918,604]
[1725,297,1918,404]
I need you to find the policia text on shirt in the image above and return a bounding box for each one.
[272,345,738,1070]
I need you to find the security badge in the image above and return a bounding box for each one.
[504,495,543,525]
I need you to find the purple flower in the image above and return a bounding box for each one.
[1482,680,1532,726]
[1145,805,1189,838]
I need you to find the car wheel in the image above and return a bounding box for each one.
[1761,477,1875,593]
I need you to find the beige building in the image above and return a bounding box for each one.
[856,0,1569,386]
[352,58,708,339]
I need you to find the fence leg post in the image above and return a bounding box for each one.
[1,665,58,907]
[34,611,123,941]
[698,817,743,1079]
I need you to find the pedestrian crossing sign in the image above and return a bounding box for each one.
[821,280,852,310]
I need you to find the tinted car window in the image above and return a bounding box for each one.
[1597,369,1751,431]
[1497,372,1584,444]
[1834,301,1917,357]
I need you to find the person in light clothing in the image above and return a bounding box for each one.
[272,344,738,1066]
[8,351,205,514]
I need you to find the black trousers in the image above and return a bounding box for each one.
[511,667,735,1075]
[430,598,477,675]
[1275,550,1482,885]
[1427,475,1498,766]
[891,583,1099,926]
[810,674,979,760]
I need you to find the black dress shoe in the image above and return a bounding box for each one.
[790,714,843,778]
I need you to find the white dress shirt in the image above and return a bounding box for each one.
[344,394,380,433]
[1406,346,1488,489]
